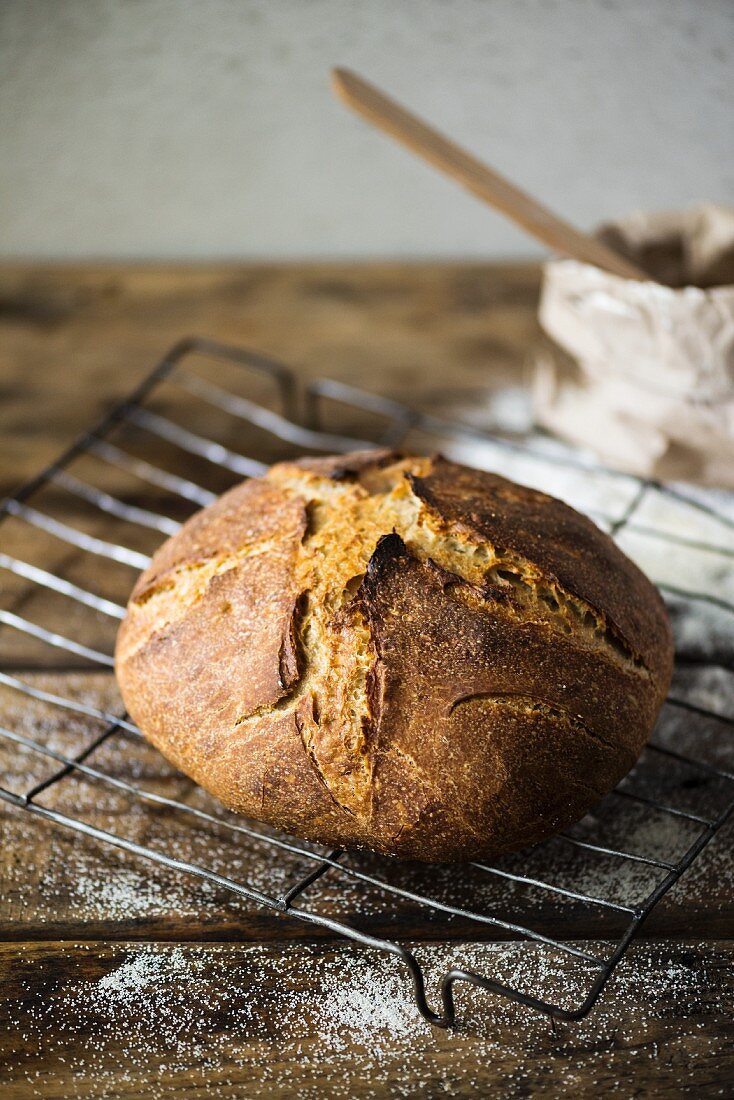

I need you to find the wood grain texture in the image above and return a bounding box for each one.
[0,262,731,1097]
[1,673,732,943]
[0,261,540,496]
[2,939,732,1099]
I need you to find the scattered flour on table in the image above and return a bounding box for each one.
[2,650,733,1095]
[5,940,731,1099]
[95,948,192,1002]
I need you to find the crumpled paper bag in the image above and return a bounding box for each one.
[533,205,734,487]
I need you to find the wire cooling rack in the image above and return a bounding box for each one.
[1,337,733,1028]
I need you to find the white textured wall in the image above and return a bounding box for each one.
[1,0,732,260]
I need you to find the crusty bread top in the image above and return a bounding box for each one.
[407,456,670,684]
[116,450,674,861]
[272,449,670,681]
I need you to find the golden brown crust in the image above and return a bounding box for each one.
[115,451,674,863]
[407,458,671,683]
[358,533,659,859]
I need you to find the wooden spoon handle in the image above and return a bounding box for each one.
[332,68,646,280]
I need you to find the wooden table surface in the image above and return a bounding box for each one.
[1,263,732,1099]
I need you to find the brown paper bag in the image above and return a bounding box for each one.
[534,205,734,487]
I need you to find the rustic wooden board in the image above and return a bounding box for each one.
[1,672,732,945]
[1,262,731,1097]
[2,939,732,1099]
[0,261,540,496]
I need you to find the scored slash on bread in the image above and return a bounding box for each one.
[115,451,673,863]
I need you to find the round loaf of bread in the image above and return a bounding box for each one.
[115,451,673,863]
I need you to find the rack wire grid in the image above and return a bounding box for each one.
[1,336,733,1029]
